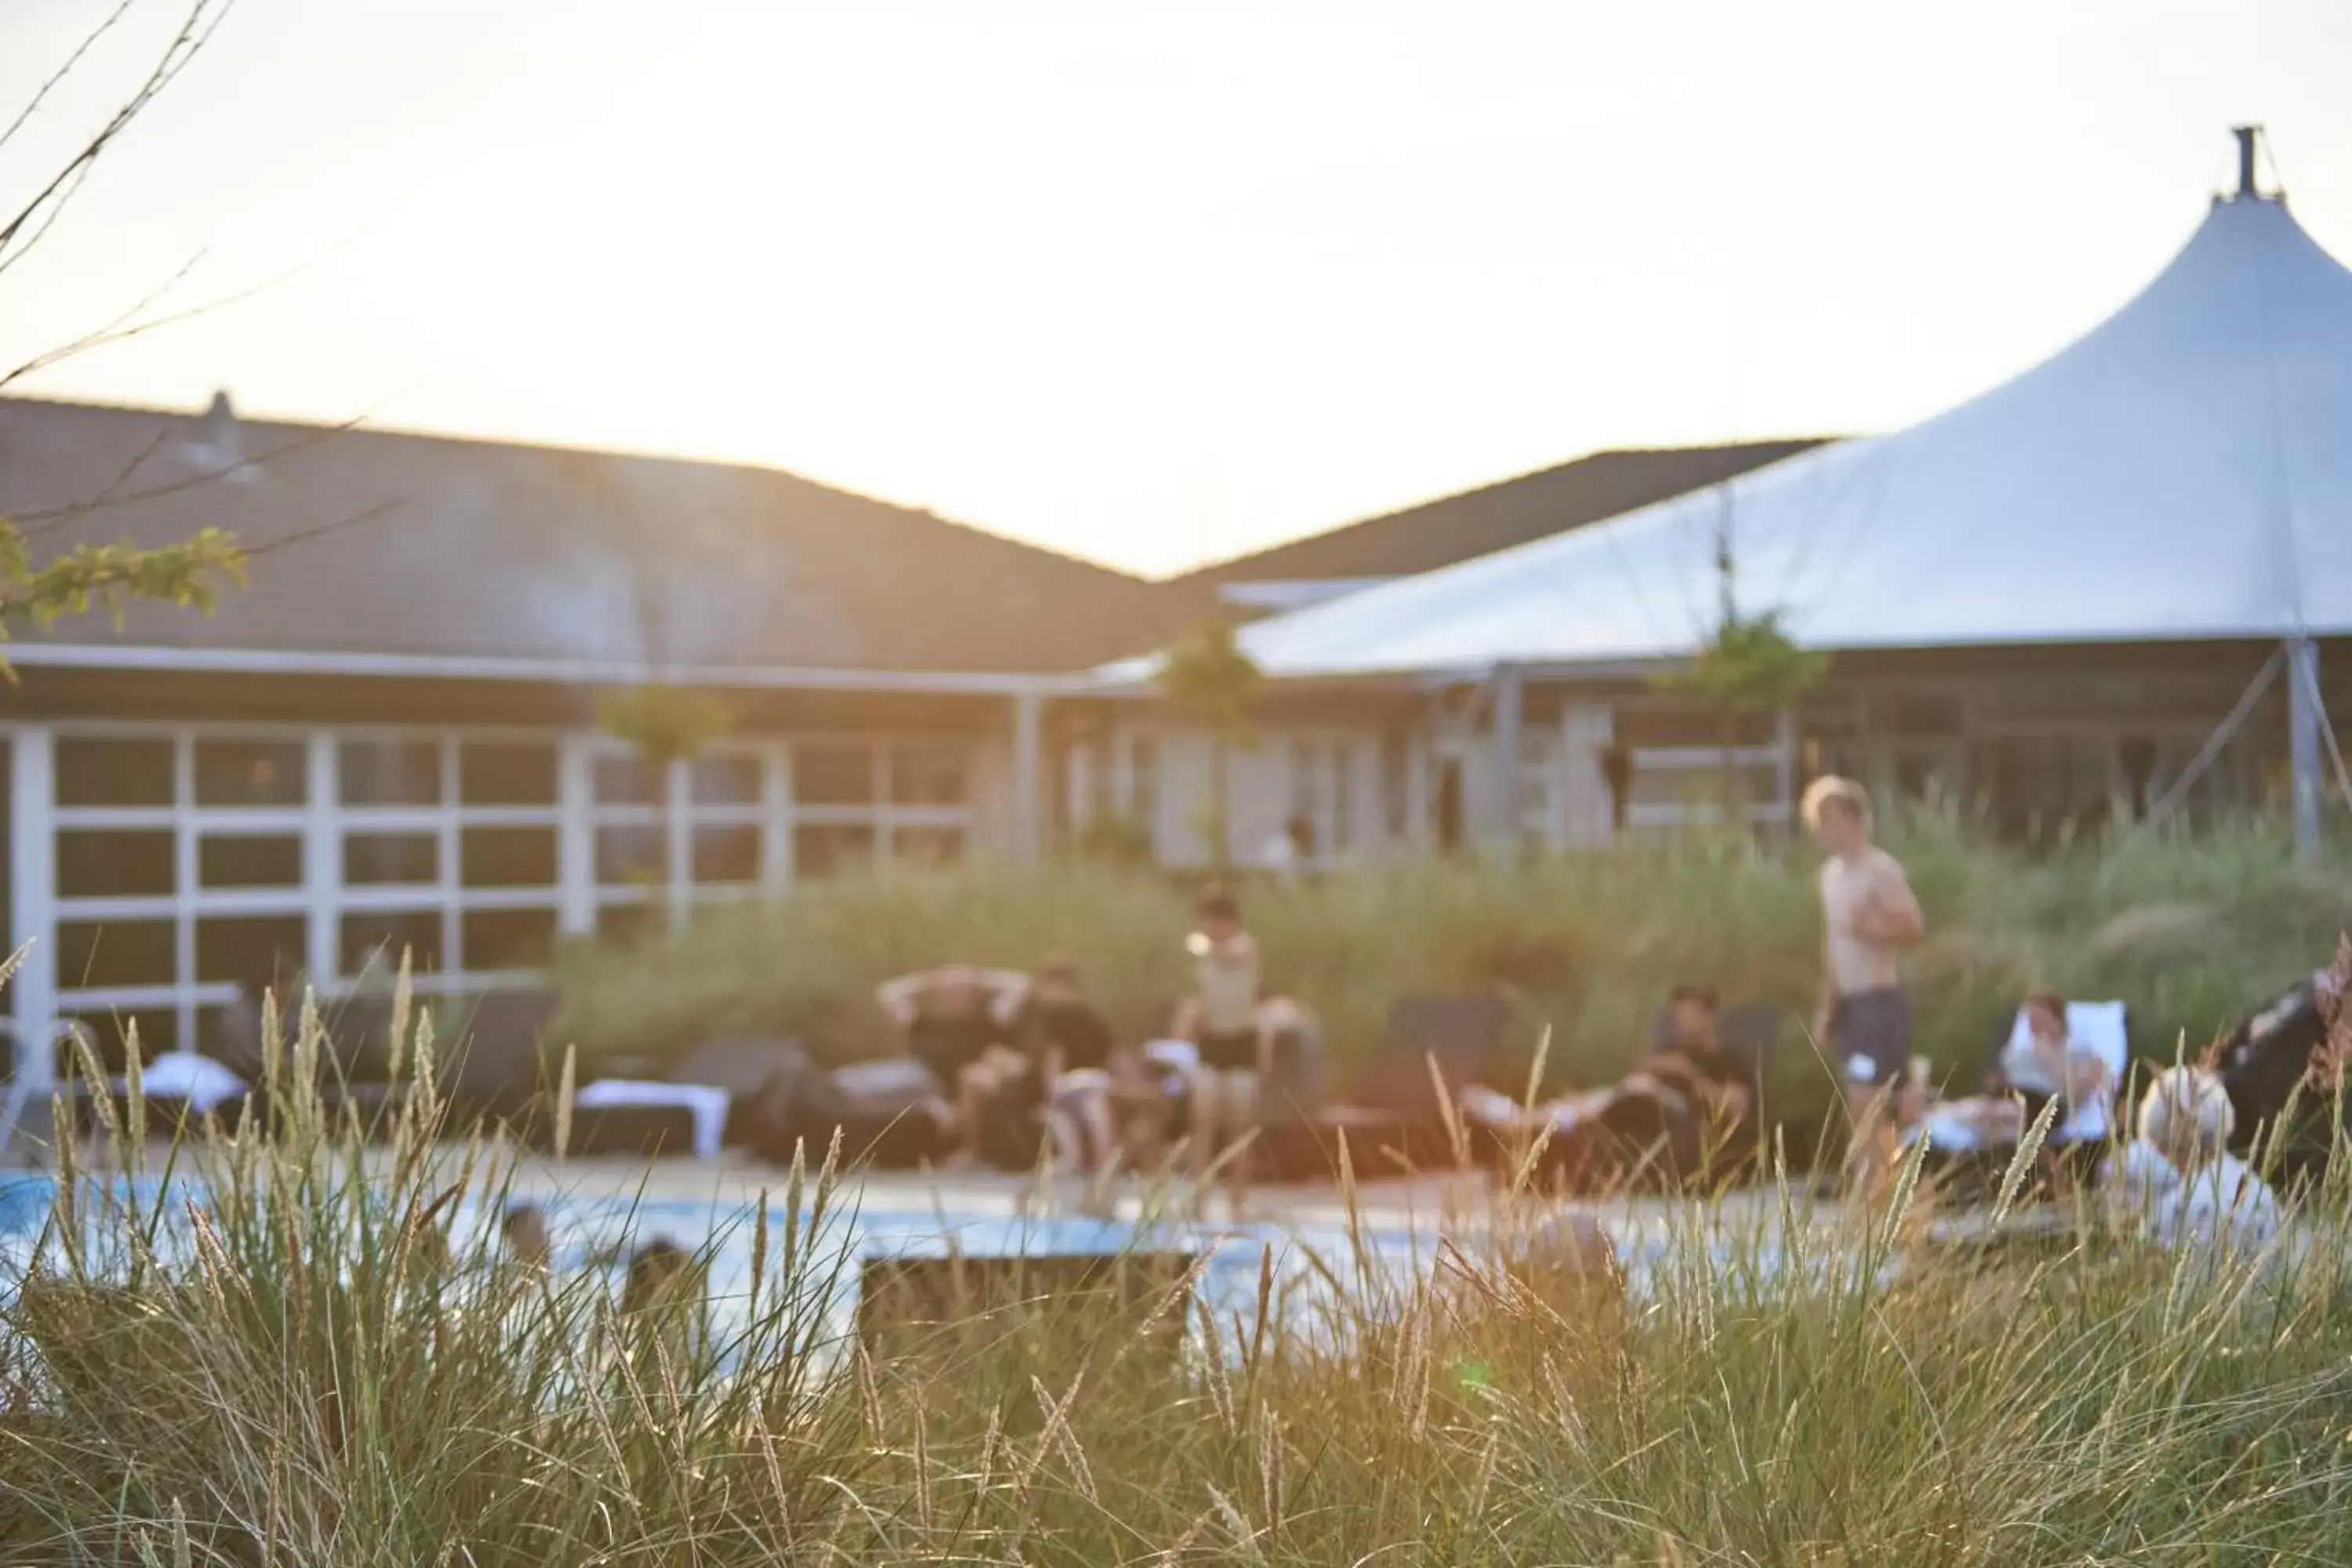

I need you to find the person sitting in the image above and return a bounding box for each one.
[1171,888,1272,1205]
[1973,990,2115,1195]
[1987,991,2114,1139]
[1627,985,1751,1128]
[970,959,1121,1173]
[875,963,1030,1167]
[1105,1039,1196,1174]
[2107,1065,2282,1258]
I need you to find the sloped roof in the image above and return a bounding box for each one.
[1232,186,2352,679]
[0,397,1164,677]
[1155,440,1824,615]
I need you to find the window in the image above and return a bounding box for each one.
[57,738,172,808]
[691,753,763,808]
[57,831,174,898]
[891,745,967,807]
[593,753,659,807]
[893,826,964,868]
[691,824,762,885]
[1290,740,1323,822]
[795,744,873,807]
[194,739,305,808]
[62,1009,176,1072]
[345,833,437,886]
[1127,735,1158,826]
[340,739,442,806]
[1332,746,1355,851]
[461,908,557,972]
[340,910,443,979]
[200,836,303,890]
[462,826,558,889]
[596,824,665,886]
[793,823,874,878]
[195,916,307,986]
[56,920,176,989]
[595,902,657,946]
[459,742,557,807]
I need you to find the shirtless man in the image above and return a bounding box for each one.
[1803,776,1926,1196]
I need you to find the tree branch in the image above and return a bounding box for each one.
[0,0,236,273]
[15,409,375,537]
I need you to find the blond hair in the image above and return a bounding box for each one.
[2138,1065,2234,1164]
[1800,775,1871,830]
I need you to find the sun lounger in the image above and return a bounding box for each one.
[561,1036,816,1159]
[1900,1000,2129,1203]
[1258,996,1508,1181]
[1908,1000,2129,1155]
[744,1056,956,1169]
[1497,1004,1782,1194]
[570,1080,729,1157]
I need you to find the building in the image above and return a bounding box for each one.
[1133,130,2352,859]
[1058,438,1827,864]
[5,131,2345,1066]
[0,394,1174,1060]
[0,387,1801,1062]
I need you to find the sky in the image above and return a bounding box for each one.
[2,0,2349,579]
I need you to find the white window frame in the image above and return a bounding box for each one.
[14,719,982,1058]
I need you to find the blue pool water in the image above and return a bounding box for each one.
[0,1174,1441,1354]
[0,1174,1870,1357]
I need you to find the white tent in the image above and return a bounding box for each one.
[1236,176,2352,681]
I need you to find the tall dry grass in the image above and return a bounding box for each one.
[2,983,2351,1563]
[557,816,2352,1101]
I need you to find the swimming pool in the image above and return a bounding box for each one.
[0,1172,1442,1356]
[0,1171,1877,1359]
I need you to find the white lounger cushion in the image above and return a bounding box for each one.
[110,1052,246,1115]
[572,1080,730,1159]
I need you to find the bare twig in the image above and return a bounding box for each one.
[0,249,207,390]
[0,0,142,158]
[16,410,376,536]
[238,499,404,559]
[0,0,237,272]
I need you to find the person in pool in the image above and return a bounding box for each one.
[502,1203,551,1271]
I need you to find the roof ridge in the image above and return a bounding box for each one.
[0,393,1152,586]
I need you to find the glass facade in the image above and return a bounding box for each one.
[27,724,975,1062]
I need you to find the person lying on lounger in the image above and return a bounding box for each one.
[1461,985,1748,1134]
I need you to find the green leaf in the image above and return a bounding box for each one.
[1652,609,1829,711]
[596,684,735,768]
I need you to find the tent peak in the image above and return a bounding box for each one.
[2226,125,2282,205]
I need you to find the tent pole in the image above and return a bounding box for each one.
[1489,662,1524,854]
[2288,634,2323,859]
